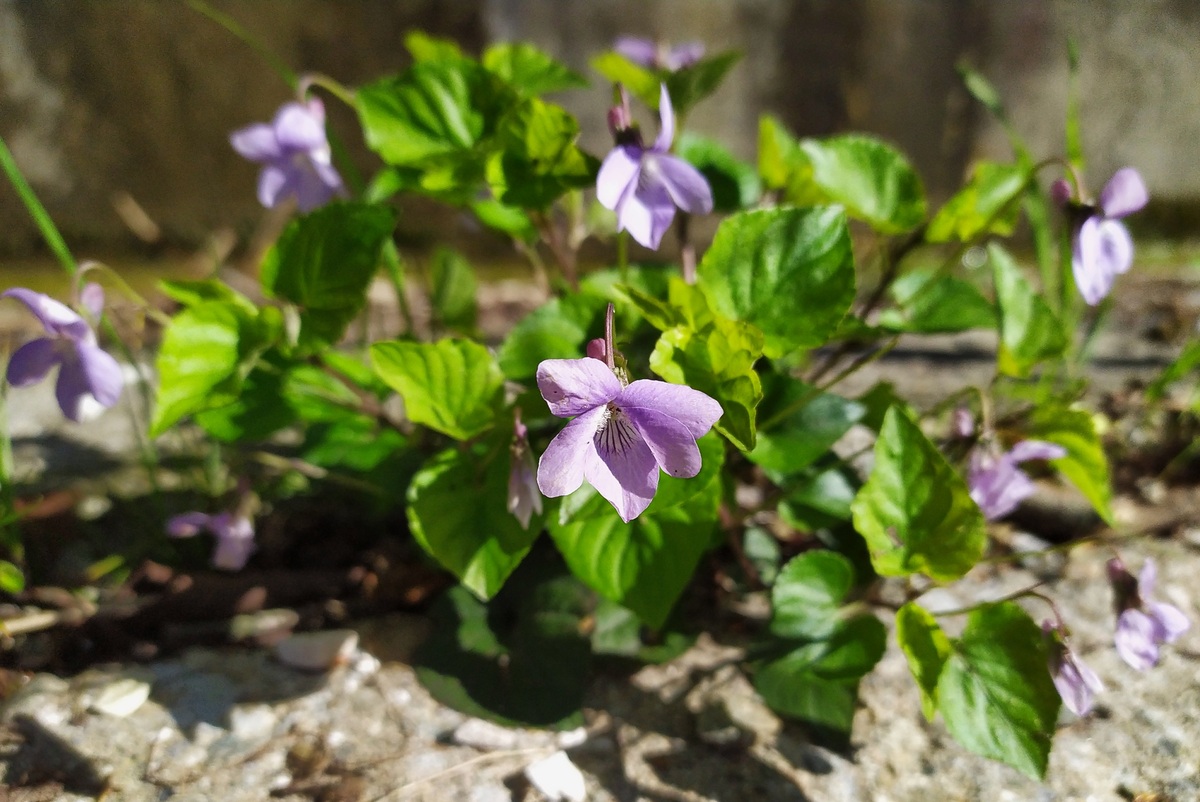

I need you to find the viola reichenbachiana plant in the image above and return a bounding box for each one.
[0,27,1196,779]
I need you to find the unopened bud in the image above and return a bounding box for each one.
[586,338,608,362]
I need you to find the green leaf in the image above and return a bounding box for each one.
[649,313,763,451]
[407,446,542,599]
[676,132,761,212]
[750,373,863,477]
[697,206,855,357]
[260,202,396,350]
[770,551,856,641]
[429,247,477,332]
[797,135,926,233]
[779,466,858,529]
[754,616,887,732]
[937,602,1060,779]
[158,278,256,316]
[497,295,598,380]
[486,97,598,209]
[194,367,296,442]
[590,597,695,663]
[1025,405,1113,523]
[851,407,987,581]
[356,58,514,167]
[404,31,464,62]
[371,339,504,440]
[926,162,1027,243]
[989,243,1067,377]
[303,417,408,474]
[878,271,995,334]
[470,197,536,240]
[1148,339,1200,406]
[416,570,591,728]
[483,42,587,95]
[664,51,742,117]
[151,301,277,436]
[547,438,723,628]
[589,52,660,109]
[0,560,25,594]
[896,602,951,720]
[758,115,823,205]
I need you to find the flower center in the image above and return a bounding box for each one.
[594,403,638,457]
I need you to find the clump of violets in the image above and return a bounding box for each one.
[1107,557,1190,671]
[536,304,722,522]
[507,412,542,530]
[3,287,123,422]
[967,439,1066,520]
[1043,621,1104,716]
[596,84,713,250]
[230,98,346,212]
[1053,168,1148,306]
[613,36,705,71]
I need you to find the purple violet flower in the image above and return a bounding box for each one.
[167,510,257,571]
[1069,168,1148,306]
[508,417,542,530]
[614,36,705,71]
[3,288,123,422]
[536,356,722,523]
[596,84,713,250]
[968,439,1066,521]
[230,98,346,212]
[1043,621,1104,716]
[1108,557,1190,671]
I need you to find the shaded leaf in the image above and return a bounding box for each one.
[851,407,987,580]
[937,602,1060,779]
[989,243,1067,377]
[896,602,951,720]
[770,551,856,641]
[407,445,542,599]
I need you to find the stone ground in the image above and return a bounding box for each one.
[2,273,1199,801]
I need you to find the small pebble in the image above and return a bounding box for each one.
[524,750,587,802]
[274,629,359,672]
[88,677,151,717]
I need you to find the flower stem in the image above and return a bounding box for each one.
[928,580,1048,618]
[0,134,76,277]
[604,303,616,370]
[677,213,697,284]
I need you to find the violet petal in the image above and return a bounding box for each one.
[537,405,607,498]
[585,416,658,522]
[1099,168,1148,219]
[626,405,703,478]
[257,164,291,209]
[75,342,124,408]
[1072,217,1115,306]
[654,84,675,152]
[166,512,213,538]
[1007,439,1067,464]
[620,380,723,439]
[596,147,642,210]
[1115,608,1160,671]
[537,358,623,418]
[1148,601,1190,644]
[273,100,327,152]
[2,288,91,341]
[6,338,60,387]
[654,154,714,215]
[229,123,282,162]
[613,36,659,68]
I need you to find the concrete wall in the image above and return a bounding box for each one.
[0,0,1195,256]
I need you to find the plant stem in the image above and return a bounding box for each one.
[928,579,1048,618]
[186,0,296,87]
[380,241,413,337]
[0,135,76,277]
